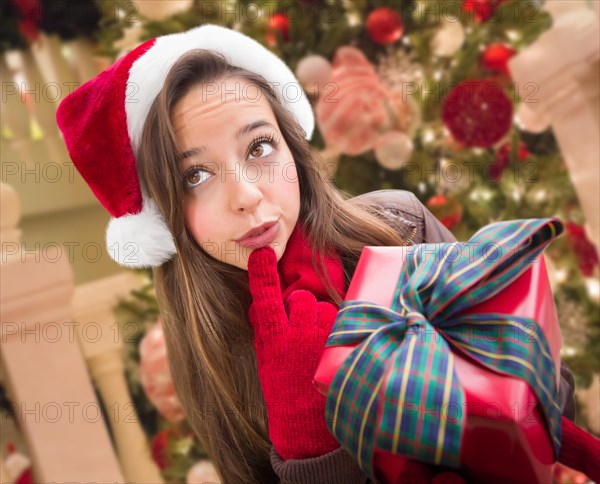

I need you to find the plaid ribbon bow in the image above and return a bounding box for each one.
[324,218,564,482]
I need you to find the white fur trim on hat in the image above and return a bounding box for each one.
[106,197,177,268]
[125,23,315,153]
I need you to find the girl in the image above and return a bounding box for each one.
[57,24,593,484]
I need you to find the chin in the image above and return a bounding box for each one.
[272,243,285,261]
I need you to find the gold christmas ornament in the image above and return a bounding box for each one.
[295,55,333,99]
[431,18,466,57]
[374,131,414,170]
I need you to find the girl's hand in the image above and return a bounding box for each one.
[247,245,341,461]
[391,460,467,484]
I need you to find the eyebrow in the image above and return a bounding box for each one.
[178,120,276,164]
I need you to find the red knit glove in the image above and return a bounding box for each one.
[391,460,467,484]
[396,417,600,484]
[558,416,600,482]
[247,225,346,460]
[392,416,600,484]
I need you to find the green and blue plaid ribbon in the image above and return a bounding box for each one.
[324,218,564,482]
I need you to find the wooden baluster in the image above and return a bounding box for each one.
[0,456,8,483]
[1,53,35,164]
[0,55,31,139]
[509,1,600,248]
[3,48,65,164]
[64,39,100,84]
[0,182,125,483]
[4,49,58,133]
[72,273,165,484]
[28,33,78,107]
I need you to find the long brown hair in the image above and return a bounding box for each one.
[136,48,408,483]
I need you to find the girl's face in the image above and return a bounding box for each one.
[172,76,301,270]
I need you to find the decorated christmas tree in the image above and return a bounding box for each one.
[95,0,599,481]
[5,0,592,482]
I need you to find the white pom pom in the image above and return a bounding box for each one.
[106,197,177,268]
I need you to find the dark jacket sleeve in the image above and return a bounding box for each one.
[350,188,457,245]
[396,190,458,244]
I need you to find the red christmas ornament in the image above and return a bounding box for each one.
[565,222,599,277]
[463,0,506,22]
[426,195,463,229]
[496,140,529,164]
[489,140,529,182]
[266,12,290,47]
[12,0,42,43]
[150,430,173,470]
[366,7,404,45]
[442,79,513,148]
[480,43,517,76]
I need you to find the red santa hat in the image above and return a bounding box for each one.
[56,24,315,269]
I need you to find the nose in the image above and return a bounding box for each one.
[227,161,264,213]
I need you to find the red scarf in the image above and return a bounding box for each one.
[277,222,347,303]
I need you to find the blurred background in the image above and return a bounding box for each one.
[1,0,598,483]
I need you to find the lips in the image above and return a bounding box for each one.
[236,220,277,241]
[235,219,280,248]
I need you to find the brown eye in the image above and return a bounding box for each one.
[251,144,264,158]
[182,166,212,189]
[187,172,200,185]
[248,141,274,160]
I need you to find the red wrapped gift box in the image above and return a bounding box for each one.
[314,245,562,484]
